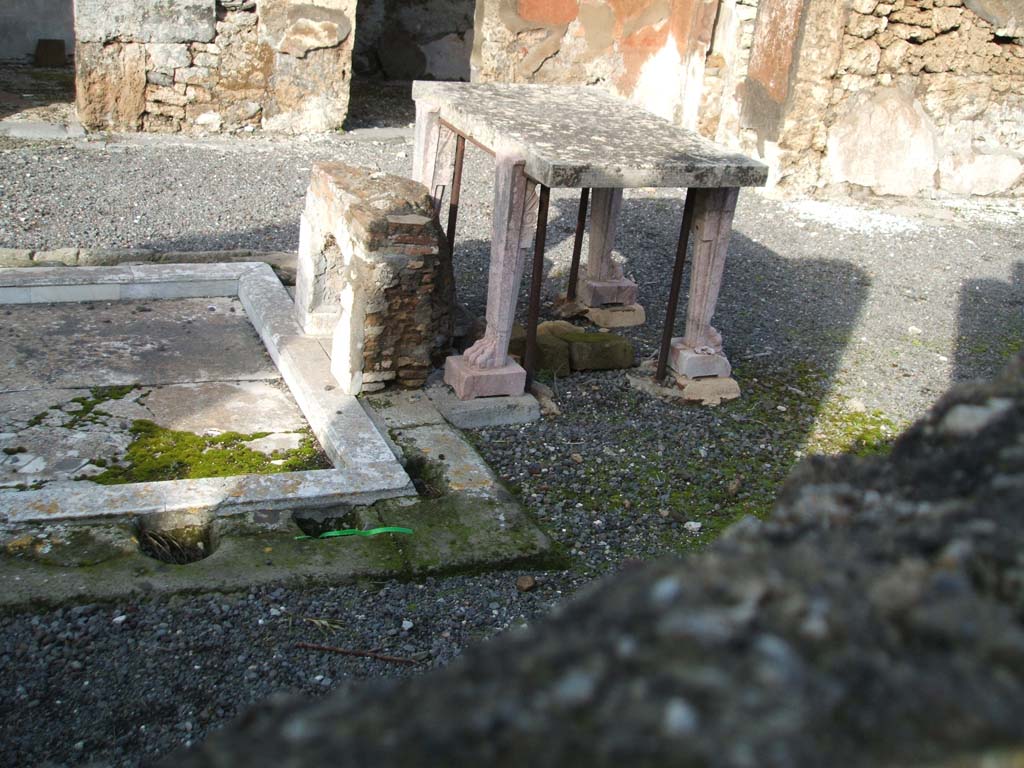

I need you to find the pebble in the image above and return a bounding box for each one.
[516,575,538,593]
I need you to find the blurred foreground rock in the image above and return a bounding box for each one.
[174,354,1024,768]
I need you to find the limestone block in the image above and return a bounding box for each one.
[848,13,889,38]
[148,43,191,73]
[840,37,882,74]
[508,324,572,377]
[0,249,33,267]
[75,0,216,44]
[259,0,353,58]
[175,66,215,86]
[262,39,354,132]
[563,332,635,372]
[879,38,913,70]
[964,0,1024,36]
[826,86,939,195]
[75,42,147,132]
[939,148,1024,195]
[933,6,964,31]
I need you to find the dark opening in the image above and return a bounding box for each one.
[344,0,476,130]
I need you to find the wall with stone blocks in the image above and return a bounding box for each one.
[746,0,1024,197]
[74,0,355,134]
[295,163,454,394]
[472,0,1023,197]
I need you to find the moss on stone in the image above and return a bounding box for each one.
[90,421,332,485]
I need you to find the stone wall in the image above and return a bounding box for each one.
[354,0,474,80]
[470,0,727,130]
[74,0,355,134]
[295,163,454,394]
[471,0,1023,197]
[750,0,1024,196]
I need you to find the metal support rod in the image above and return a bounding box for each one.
[656,190,698,382]
[566,187,590,300]
[524,184,551,388]
[446,134,466,255]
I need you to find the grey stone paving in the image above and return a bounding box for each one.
[0,296,279,391]
[0,297,309,490]
[412,81,768,188]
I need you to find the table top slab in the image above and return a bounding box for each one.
[412,81,768,190]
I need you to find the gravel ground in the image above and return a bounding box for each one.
[0,124,1021,767]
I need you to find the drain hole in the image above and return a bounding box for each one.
[137,524,216,564]
[404,454,447,499]
[293,505,355,538]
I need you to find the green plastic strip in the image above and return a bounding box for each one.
[294,526,413,541]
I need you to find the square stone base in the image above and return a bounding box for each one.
[578,277,638,307]
[586,303,645,328]
[444,355,526,400]
[669,341,732,379]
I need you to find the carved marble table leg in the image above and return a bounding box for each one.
[669,186,740,380]
[445,154,539,399]
[577,188,645,328]
[412,101,456,218]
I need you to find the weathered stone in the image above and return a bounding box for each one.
[677,375,742,405]
[194,111,223,132]
[412,81,769,189]
[965,0,1024,36]
[826,86,939,195]
[939,147,1024,195]
[839,37,882,75]
[847,12,888,38]
[295,163,453,395]
[75,41,147,131]
[75,0,216,44]
[508,323,572,377]
[563,331,635,372]
[259,0,352,57]
[0,249,33,268]
[147,43,191,72]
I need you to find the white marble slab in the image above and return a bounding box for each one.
[412,81,769,189]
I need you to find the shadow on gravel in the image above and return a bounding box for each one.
[454,194,884,561]
[953,260,1023,382]
[133,223,299,254]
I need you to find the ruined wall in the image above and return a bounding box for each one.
[354,0,475,80]
[741,0,1024,196]
[74,0,355,134]
[473,0,1023,198]
[295,163,454,394]
[470,0,730,130]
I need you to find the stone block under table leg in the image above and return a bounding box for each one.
[444,355,527,400]
[668,341,732,379]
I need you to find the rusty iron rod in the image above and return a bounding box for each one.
[566,188,590,301]
[656,190,698,382]
[446,134,466,256]
[524,185,551,388]
[295,642,418,666]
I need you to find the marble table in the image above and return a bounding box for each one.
[411,81,768,400]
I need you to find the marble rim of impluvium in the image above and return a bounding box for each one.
[0,262,414,531]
